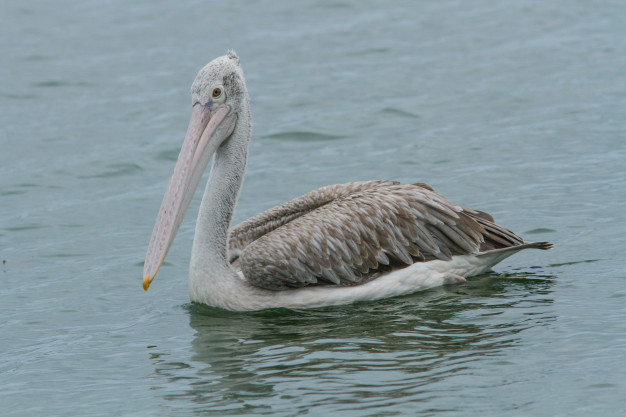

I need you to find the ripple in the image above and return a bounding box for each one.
[5,223,45,232]
[349,47,391,56]
[1,189,28,196]
[264,131,345,141]
[80,163,143,179]
[0,93,38,100]
[548,259,600,268]
[156,148,179,162]
[382,107,421,119]
[22,54,50,62]
[32,80,67,88]
[31,80,95,88]
[524,227,556,234]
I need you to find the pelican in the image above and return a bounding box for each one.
[142,51,552,311]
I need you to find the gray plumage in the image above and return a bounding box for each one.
[228,180,543,291]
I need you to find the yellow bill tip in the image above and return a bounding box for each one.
[143,274,151,291]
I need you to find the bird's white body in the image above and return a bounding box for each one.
[190,252,495,311]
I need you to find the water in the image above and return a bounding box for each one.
[1,0,625,415]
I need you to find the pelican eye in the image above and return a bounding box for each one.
[212,87,223,99]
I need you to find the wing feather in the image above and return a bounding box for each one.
[234,181,522,291]
[228,180,398,261]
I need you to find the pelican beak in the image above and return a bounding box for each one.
[143,103,234,291]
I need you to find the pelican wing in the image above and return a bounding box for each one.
[236,181,523,291]
[228,180,398,261]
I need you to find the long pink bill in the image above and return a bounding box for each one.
[143,104,231,290]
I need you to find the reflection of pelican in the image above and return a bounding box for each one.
[148,274,555,412]
[142,51,552,311]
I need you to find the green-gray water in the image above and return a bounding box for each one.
[1,0,625,415]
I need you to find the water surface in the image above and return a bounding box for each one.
[1,0,625,416]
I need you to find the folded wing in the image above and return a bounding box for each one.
[232,181,523,291]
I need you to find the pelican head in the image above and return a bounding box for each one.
[143,51,248,290]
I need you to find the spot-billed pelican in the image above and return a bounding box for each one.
[142,51,552,311]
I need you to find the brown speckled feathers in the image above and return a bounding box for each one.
[228,181,524,291]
